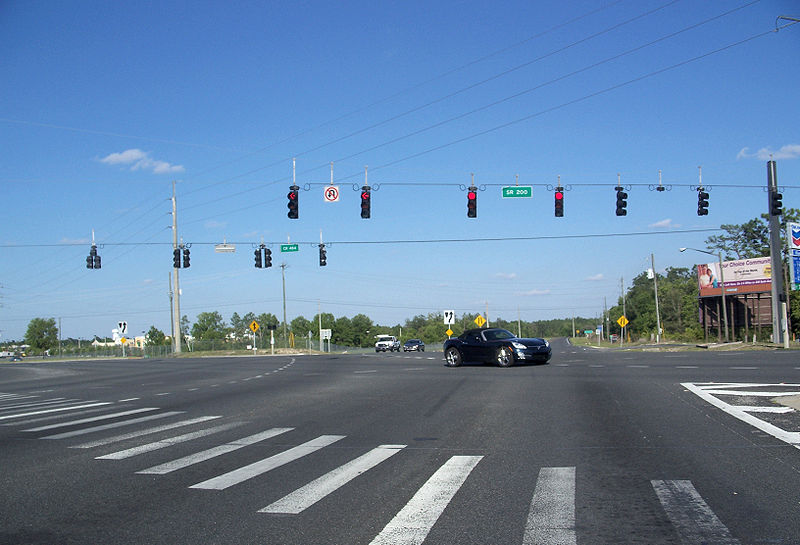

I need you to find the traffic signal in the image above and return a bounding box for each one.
[287,185,299,219]
[554,188,564,217]
[173,248,181,268]
[770,189,783,216]
[86,245,101,269]
[360,186,371,219]
[264,247,272,268]
[615,186,627,216]
[182,247,190,268]
[697,189,709,216]
[254,247,262,268]
[467,187,477,218]
[319,243,327,266]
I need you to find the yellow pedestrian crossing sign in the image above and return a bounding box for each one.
[617,315,629,328]
[474,315,486,328]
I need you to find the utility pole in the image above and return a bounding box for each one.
[621,276,626,345]
[767,160,788,345]
[171,181,182,354]
[651,253,662,343]
[168,272,174,345]
[281,263,288,349]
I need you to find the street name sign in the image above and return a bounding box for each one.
[280,244,299,253]
[502,186,533,198]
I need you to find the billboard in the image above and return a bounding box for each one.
[696,256,772,297]
[789,222,800,291]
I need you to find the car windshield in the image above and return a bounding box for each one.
[483,329,516,341]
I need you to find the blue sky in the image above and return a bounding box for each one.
[1,0,799,341]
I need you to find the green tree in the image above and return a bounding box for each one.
[144,326,167,346]
[24,317,58,354]
[291,315,313,338]
[191,311,228,340]
[350,313,373,347]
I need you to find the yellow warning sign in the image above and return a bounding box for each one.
[474,315,486,328]
[617,315,629,328]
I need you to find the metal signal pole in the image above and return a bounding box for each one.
[171,181,182,354]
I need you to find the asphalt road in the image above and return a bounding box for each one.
[1,340,799,545]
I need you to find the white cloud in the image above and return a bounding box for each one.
[737,144,800,161]
[585,273,604,281]
[204,220,226,229]
[649,218,680,229]
[99,148,184,174]
[495,272,517,279]
[519,289,551,296]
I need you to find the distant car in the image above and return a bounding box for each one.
[403,339,425,352]
[375,335,400,352]
[443,328,551,367]
[9,356,22,362]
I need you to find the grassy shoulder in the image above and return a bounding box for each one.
[567,335,796,351]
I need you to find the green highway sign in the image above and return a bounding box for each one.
[280,243,299,253]
[502,186,533,198]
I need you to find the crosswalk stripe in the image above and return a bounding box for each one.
[0,398,74,411]
[190,435,346,490]
[72,416,225,449]
[652,480,741,545]
[368,455,482,545]
[260,444,407,514]
[23,408,160,432]
[39,411,184,439]
[137,427,294,475]
[96,421,239,460]
[523,467,576,545]
[0,402,111,421]
[2,405,121,427]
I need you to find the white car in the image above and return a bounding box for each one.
[375,335,400,352]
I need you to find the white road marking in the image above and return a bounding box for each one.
[23,408,160,431]
[72,415,224,448]
[118,397,140,402]
[0,402,111,421]
[368,455,482,545]
[627,365,650,368]
[675,366,699,369]
[738,406,794,413]
[260,444,407,514]
[354,370,378,374]
[190,435,346,490]
[39,411,185,439]
[0,398,77,411]
[138,427,294,474]
[729,366,759,370]
[523,467,576,545]
[700,390,798,397]
[96,421,239,460]
[652,480,741,545]
[683,383,800,445]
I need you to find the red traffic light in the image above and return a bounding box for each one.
[555,191,563,200]
[467,191,476,200]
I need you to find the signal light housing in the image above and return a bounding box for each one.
[554,188,564,217]
[287,185,299,219]
[697,189,709,216]
[86,245,100,269]
[467,187,477,218]
[182,247,190,268]
[173,248,181,268]
[360,186,371,219]
[770,189,783,216]
[264,247,272,268]
[319,243,327,266]
[615,186,628,216]
[254,247,262,268]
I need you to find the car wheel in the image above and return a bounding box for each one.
[445,347,462,367]
[495,347,514,367]
[421,347,424,352]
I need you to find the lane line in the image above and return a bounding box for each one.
[260,444,406,514]
[652,480,741,545]
[138,427,294,474]
[0,402,111,421]
[523,467,576,545]
[96,421,240,460]
[190,435,346,490]
[0,398,71,411]
[72,415,224,448]
[368,455,482,545]
[2,406,122,427]
[39,411,184,439]
[23,408,160,431]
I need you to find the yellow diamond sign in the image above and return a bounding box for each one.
[474,315,486,328]
[446,328,453,337]
[617,315,629,328]
[249,320,260,333]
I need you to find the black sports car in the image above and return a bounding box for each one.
[443,328,551,367]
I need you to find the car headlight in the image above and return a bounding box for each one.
[511,342,527,350]
[545,341,550,348]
